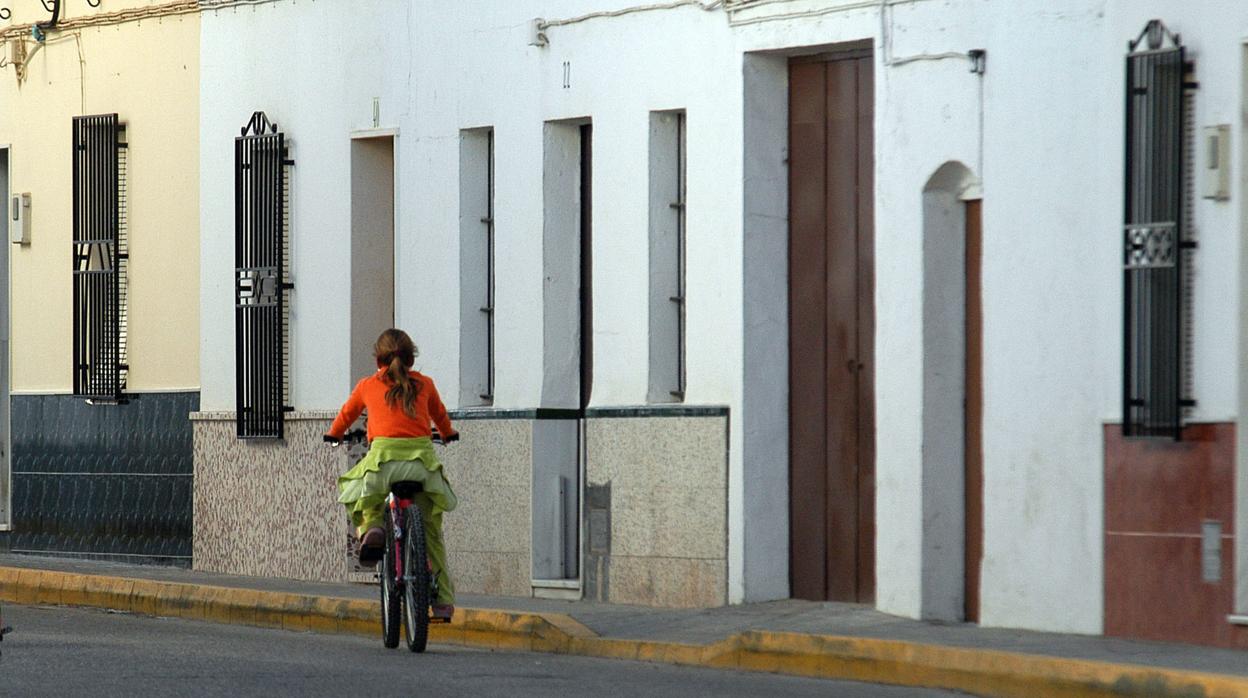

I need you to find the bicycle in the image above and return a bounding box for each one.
[328,427,455,653]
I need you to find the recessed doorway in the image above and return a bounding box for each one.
[787,50,876,604]
[348,132,397,385]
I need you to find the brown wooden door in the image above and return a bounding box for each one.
[964,199,984,622]
[788,54,875,603]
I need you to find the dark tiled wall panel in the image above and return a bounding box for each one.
[10,392,198,564]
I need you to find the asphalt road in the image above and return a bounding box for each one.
[0,604,968,697]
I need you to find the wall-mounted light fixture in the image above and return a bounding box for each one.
[968,48,987,74]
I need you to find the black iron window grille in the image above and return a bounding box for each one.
[235,111,293,439]
[646,110,686,403]
[482,129,495,402]
[672,111,687,399]
[72,114,128,402]
[1123,20,1197,439]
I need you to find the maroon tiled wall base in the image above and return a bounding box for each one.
[1104,423,1248,648]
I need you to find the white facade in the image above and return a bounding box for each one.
[198,0,1248,639]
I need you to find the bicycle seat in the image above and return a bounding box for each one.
[391,481,425,499]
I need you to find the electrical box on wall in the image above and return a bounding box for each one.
[1202,124,1230,201]
[10,193,30,245]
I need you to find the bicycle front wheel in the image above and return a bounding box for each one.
[402,504,430,653]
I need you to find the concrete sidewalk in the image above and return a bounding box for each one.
[1,554,1246,697]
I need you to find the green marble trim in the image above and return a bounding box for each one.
[193,405,729,423]
[189,410,337,422]
[449,408,580,420]
[584,405,729,419]
[448,405,729,420]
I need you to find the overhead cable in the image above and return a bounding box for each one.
[1,0,297,40]
[539,0,724,30]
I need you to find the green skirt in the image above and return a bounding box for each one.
[337,437,458,528]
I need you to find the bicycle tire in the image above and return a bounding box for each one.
[380,511,401,649]
[402,504,430,653]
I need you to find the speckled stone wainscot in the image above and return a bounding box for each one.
[438,418,532,597]
[191,412,533,594]
[191,412,347,581]
[192,407,722,607]
[584,411,729,608]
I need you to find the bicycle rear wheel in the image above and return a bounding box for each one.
[402,504,430,653]
[380,513,401,649]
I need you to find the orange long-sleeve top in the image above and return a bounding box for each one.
[328,370,456,442]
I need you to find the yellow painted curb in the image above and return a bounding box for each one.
[1,566,1246,697]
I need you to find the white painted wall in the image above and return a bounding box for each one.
[867,0,1111,634]
[851,0,1248,632]
[198,0,1248,631]
[412,0,750,597]
[200,1,409,411]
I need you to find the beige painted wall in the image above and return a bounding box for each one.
[0,6,200,392]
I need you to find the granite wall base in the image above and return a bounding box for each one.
[191,413,532,593]
[584,414,729,608]
[439,419,532,596]
[192,408,727,608]
[192,412,346,582]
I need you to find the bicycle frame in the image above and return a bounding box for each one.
[387,494,409,585]
[387,494,437,600]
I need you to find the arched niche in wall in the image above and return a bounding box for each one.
[920,160,982,622]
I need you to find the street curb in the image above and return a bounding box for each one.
[2,566,1246,697]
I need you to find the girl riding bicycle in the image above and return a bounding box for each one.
[325,328,459,620]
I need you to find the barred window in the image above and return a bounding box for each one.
[459,127,495,406]
[235,112,293,439]
[72,114,128,402]
[648,110,686,402]
[1123,20,1196,438]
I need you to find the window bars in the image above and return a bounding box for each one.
[647,110,686,403]
[482,129,495,402]
[235,111,293,439]
[672,111,687,400]
[1123,20,1197,439]
[72,114,128,402]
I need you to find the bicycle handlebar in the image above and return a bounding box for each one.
[324,429,459,447]
[323,429,366,447]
